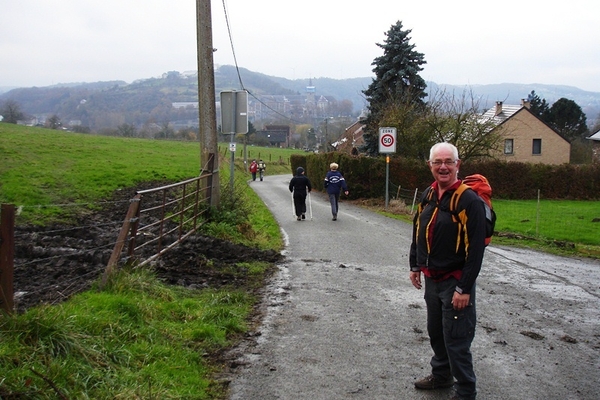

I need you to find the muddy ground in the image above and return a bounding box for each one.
[11,183,282,314]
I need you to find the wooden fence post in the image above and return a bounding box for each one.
[100,195,141,288]
[0,204,15,314]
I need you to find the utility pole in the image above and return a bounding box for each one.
[196,0,219,205]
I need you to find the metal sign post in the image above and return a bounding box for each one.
[378,127,397,209]
[220,90,248,191]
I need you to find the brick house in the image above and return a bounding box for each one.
[333,119,366,155]
[587,129,600,164]
[482,100,570,164]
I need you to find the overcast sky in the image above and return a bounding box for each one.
[1,0,599,92]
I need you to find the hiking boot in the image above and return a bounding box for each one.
[332,214,337,221]
[297,216,301,221]
[414,374,454,390]
[301,214,306,220]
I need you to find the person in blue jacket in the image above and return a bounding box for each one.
[323,162,349,221]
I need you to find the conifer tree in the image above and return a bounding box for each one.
[361,21,427,155]
[547,97,588,142]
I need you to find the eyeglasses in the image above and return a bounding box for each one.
[429,160,457,166]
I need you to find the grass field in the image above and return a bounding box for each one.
[0,124,296,224]
[493,199,600,246]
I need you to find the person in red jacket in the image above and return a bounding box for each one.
[409,142,487,400]
[249,159,258,181]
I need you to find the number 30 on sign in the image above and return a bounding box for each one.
[378,127,397,153]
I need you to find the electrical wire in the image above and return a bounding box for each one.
[219,0,305,125]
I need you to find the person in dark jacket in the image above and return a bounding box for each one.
[409,142,487,400]
[289,167,312,221]
[323,162,348,221]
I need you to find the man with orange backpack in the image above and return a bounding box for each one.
[409,142,488,400]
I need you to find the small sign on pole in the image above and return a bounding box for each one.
[378,127,397,209]
[378,127,397,153]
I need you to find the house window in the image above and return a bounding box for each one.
[532,139,542,155]
[504,139,514,154]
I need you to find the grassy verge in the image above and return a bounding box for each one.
[0,267,261,399]
[0,125,291,398]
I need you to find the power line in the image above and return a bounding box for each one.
[219,0,306,125]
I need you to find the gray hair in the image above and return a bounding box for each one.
[429,142,459,161]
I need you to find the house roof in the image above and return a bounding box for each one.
[587,130,600,141]
[480,103,523,124]
[481,101,569,143]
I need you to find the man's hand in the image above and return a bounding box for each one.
[410,271,422,290]
[451,292,471,310]
[344,190,349,196]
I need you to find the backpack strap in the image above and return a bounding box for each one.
[449,183,470,213]
[417,186,435,214]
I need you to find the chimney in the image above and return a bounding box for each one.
[521,99,531,109]
[494,101,503,116]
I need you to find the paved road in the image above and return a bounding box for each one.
[227,174,600,400]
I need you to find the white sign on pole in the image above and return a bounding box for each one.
[229,143,236,152]
[378,127,397,153]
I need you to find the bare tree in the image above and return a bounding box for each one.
[46,114,62,130]
[0,99,25,123]
[424,88,504,161]
[116,123,137,137]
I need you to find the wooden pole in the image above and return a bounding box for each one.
[0,204,15,314]
[101,195,141,288]
[197,0,220,205]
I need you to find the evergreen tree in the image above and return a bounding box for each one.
[361,21,427,155]
[547,97,588,142]
[527,90,551,122]
[364,21,427,107]
[527,91,587,142]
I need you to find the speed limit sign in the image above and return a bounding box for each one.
[378,127,397,153]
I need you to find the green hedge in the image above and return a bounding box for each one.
[291,153,600,200]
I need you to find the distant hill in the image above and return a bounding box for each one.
[430,82,600,123]
[1,65,599,130]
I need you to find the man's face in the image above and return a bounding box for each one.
[429,147,460,188]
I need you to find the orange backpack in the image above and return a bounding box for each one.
[451,174,496,246]
[421,174,496,246]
